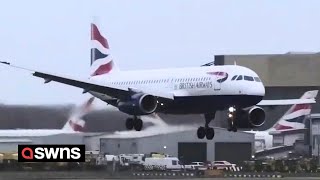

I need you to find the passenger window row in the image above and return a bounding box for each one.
[231,75,261,82]
[174,77,210,83]
[111,79,170,85]
[110,77,211,85]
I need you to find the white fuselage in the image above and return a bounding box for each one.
[89,65,265,114]
[92,65,264,97]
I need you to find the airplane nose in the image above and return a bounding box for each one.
[260,83,266,96]
[246,82,265,97]
[255,83,265,96]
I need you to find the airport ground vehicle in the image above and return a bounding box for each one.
[212,161,236,170]
[184,162,207,170]
[143,157,182,171]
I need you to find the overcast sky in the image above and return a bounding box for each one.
[0,0,319,106]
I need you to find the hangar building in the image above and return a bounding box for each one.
[85,126,254,165]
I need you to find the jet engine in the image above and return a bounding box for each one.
[117,93,158,115]
[232,106,266,128]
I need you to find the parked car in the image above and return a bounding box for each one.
[184,162,207,170]
[212,161,236,170]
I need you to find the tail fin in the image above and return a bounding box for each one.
[90,19,119,77]
[62,97,95,132]
[271,90,318,131]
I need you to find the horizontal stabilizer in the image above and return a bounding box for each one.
[258,98,316,106]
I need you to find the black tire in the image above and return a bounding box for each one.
[232,126,237,132]
[197,127,206,139]
[227,118,233,131]
[125,118,134,130]
[206,127,215,140]
[134,119,143,131]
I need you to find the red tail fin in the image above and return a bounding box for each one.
[90,22,119,76]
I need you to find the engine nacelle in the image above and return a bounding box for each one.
[234,106,266,128]
[117,93,158,115]
[248,106,266,127]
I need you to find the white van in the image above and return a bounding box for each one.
[104,155,119,162]
[143,157,182,171]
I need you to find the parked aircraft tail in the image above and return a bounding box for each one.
[269,90,318,131]
[62,97,95,132]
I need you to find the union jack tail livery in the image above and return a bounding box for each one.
[271,90,318,131]
[62,97,95,132]
[90,20,119,77]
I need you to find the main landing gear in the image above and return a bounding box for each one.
[197,113,215,140]
[227,106,237,132]
[125,116,143,131]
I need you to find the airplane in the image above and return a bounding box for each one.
[0,97,94,137]
[0,21,316,140]
[245,90,318,151]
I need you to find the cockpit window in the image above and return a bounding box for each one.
[236,75,243,80]
[231,75,237,80]
[254,77,261,82]
[244,76,254,81]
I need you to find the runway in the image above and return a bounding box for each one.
[0,171,319,180]
[25,178,320,180]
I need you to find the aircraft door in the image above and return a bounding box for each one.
[168,77,175,91]
[213,72,221,91]
[214,78,221,91]
[213,71,228,91]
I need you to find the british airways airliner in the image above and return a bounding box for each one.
[0,22,316,140]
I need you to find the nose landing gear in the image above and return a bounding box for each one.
[227,106,237,132]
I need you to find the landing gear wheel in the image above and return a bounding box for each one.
[227,116,237,132]
[133,119,143,131]
[227,106,238,132]
[206,127,215,140]
[232,126,237,132]
[197,112,216,140]
[125,118,134,130]
[197,127,206,139]
[227,119,233,131]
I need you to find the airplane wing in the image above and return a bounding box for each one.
[0,62,174,100]
[257,99,316,106]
